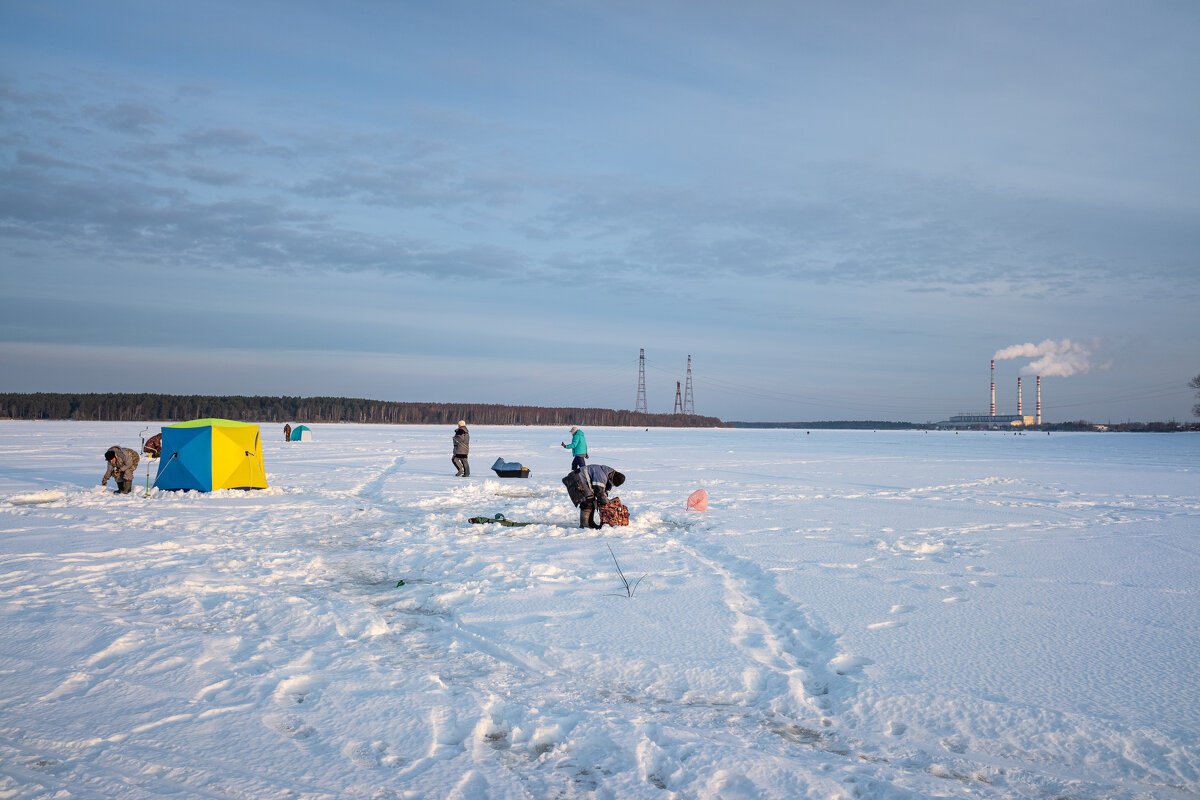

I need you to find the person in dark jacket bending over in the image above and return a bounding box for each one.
[579,463,625,529]
[452,420,470,477]
[102,445,140,494]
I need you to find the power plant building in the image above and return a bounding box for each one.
[942,361,1043,428]
[937,414,1035,429]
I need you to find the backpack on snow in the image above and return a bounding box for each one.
[599,497,630,526]
[561,471,589,507]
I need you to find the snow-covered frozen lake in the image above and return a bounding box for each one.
[1,421,1197,799]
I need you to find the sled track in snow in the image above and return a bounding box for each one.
[351,455,407,507]
[665,534,848,718]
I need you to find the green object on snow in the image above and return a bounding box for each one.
[469,513,535,527]
[395,580,405,587]
[165,418,257,428]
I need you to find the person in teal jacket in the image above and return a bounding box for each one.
[561,426,588,471]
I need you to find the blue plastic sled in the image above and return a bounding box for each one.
[491,457,531,478]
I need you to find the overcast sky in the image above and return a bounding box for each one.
[2,1,1198,422]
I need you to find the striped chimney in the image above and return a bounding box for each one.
[990,359,996,416]
[1017,376,1023,416]
[1036,376,1042,425]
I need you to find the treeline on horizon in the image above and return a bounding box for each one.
[0,393,725,428]
[728,420,928,430]
[3,394,1195,432]
[731,419,1200,432]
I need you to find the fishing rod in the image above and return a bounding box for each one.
[139,427,151,497]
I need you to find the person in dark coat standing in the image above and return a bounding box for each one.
[284,423,292,442]
[102,446,140,494]
[578,463,625,529]
[452,421,470,477]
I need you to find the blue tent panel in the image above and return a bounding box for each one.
[154,425,211,491]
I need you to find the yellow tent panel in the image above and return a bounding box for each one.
[211,423,268,490]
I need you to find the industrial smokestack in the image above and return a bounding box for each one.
[1036,376,1042,425]
[990,359,996,416]
[1017,376,1023,416]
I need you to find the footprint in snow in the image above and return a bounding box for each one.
[343,740,387,768]
[702,770,760,799]
[830,654,874,675]
[273,673,321,705]
[636,724,680,791]
[429,705,467,756]
[265,713,315,740]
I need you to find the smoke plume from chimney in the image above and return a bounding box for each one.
[993,338,1093,378]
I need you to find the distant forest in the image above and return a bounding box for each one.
[5,394,1193,431]
[728,420,931,430]
[730,419,1199,432]
[0,393,725,428]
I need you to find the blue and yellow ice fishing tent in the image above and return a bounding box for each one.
[153,418,268,491]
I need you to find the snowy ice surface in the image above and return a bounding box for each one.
[1,422,1198,800]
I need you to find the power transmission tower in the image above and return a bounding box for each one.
[673,381,683,414]
[635,349,647,413]
[683,355,694,415]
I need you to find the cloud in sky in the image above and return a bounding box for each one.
[1,1,1198,422]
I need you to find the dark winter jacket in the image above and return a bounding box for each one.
[453,426,470,455]
[103,446,140,483]
[578,463,625,506]
[583,463,617,488]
